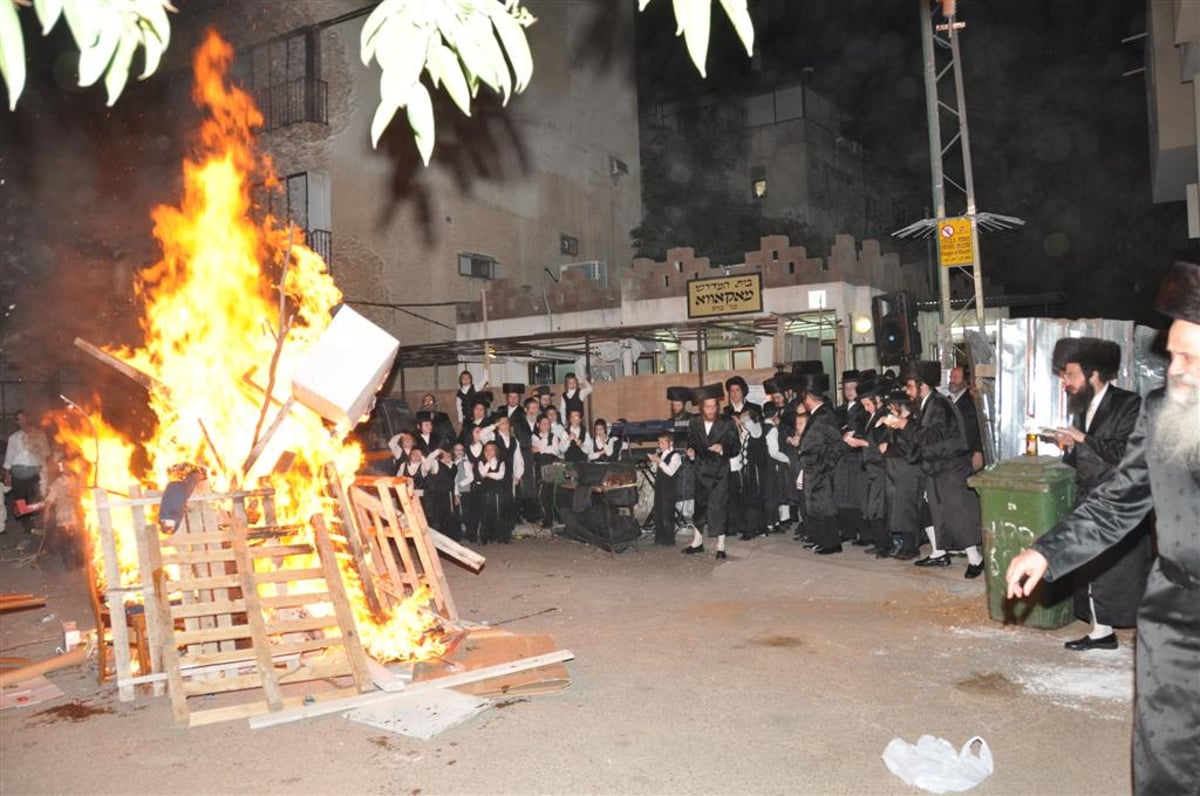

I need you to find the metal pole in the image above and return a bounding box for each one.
[919,0,952,340]
[947,14,986,332]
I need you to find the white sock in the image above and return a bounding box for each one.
[716,534,726,552]
[778,506,790,522]
[1089,593,1113,638]
[692,528,704,547]
[965,545,983,566]
[924,526,944,557]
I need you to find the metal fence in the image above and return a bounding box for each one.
[254,78,328,131]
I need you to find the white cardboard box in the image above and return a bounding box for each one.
[291,306,400,427]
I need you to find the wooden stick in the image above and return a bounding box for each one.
[73,338,163,392]
[241,397,295,475]
[429,529,486,572]
[0,645,89,688]
[247,649,575,729]
[0,596,47,612]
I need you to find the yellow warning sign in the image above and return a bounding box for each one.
[938,216,974,267]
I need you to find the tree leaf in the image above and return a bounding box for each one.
[134,0,171,51]
[77,12,121,87]
[672,0,711,78]
[370,97,401,147]
[716,0,753,56]
[376,14,428,97]
[360,0,398,67]
[103,22,138,105]
[138,20,163,80]
[0,0,27,110]
[426,40,471,116]
[490,4,533,94]
[62,0,101,49]
[405,81,435,166]
[33,0,65,36]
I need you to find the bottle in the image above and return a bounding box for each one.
[1025,432,1038,456]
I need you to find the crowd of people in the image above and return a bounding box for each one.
[380,359,995,580]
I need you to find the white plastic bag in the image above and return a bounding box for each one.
[882,735,994,793]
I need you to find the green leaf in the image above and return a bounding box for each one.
[78,12,121,87]
[672,0,711,78]
[0,0,27,110]
[405,81,435,166]
[135,0,171,51]
[376,15,428,96]
[371,97,401,147]
[426,41,471,116]
[103,23,138,105]
[490,4,533,94]
[62,0,101,49]
[360,0,397,67]
[716,0,753,56]
[465,10,510,101]
[138,20,163,80]
[33,0,65,36]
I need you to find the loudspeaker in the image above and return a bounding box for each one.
[871,292,921,365]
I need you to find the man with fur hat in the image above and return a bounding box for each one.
[1048,337,1152,652]
[1008,262,1200,794]
[666,386,694,423]
[835,369,872,546]
[795,369,845,554]
[683,384,741,559]
[496,383,526,422]
[884,360,984,578]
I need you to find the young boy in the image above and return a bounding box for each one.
[649,432,682,546]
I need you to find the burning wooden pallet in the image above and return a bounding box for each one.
[93,484,373,725]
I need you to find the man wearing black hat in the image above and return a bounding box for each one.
[497,383,526,422]
[835,369,871,546]
[1047,337,1152,652]
[722,375,760,418]
[884,360,984,577]
[683,384,740,559]
[420,394,457,450]
[795,369,845,554]
[666,386,694,423]
[414,411,453,454]
[459,392,494,446]
[1008,261,1200,794]
[513,396,542,524]
[946,368,984,473]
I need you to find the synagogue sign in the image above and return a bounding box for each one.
[686,272,764,319]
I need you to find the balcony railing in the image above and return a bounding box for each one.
[307,228,332,269]
[254,78,328,132]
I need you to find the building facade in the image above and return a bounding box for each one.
[219,0,644,390]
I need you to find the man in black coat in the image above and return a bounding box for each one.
[834,369,871,545]
[885,361,984,578]
[1049,337,1153,652]
[722,375,760,418]
[1008,260,1200,795]
[683,384,740,560]
[796,371,845,554]
[947,367,984,473]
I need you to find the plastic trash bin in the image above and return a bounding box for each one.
[968,457,1077,628]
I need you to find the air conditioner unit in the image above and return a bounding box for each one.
[559,260,608,289]
[458,253,498,279]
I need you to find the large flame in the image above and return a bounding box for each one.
[56,31,443,662]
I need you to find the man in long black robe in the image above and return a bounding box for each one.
[1007,261,1200,794]
[683,384,740,560]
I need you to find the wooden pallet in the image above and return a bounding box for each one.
[341,475,458,621]
[136,494,372,726]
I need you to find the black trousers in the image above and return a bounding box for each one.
[808,513,839,548]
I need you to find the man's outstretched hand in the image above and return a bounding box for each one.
[1006,549,1049,599]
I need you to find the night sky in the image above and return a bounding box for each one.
[635,0,1195,325]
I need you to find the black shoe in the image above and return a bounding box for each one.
[682,544,705,555]
[803,541,821,549]
[739,532,756,541]
[964,563,985,579]
[850,538,871,547]
[893,548,918,561]
[814,544,843,555]
[715,550,727,560]
[1064,634,1118,651]
[914,554,951,567]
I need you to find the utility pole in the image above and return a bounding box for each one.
[895,0,1024,367]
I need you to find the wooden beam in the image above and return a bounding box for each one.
[73,337,163,392]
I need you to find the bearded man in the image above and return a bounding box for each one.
[1007,261,1200,795]
[1049,337,1152,652]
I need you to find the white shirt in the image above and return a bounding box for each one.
[1085,382,1109,433]
[4,428,48,469]
[653,449,682,476]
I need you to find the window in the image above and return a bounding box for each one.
[635,354,657,376]
[808,289,827,310]
[252,170,333,267]
[458,253,499,280]
[788,261,795,274]
[559,234,578,256]
[663,275,670,288]
[234,29,327,131]
[731,348,755,370]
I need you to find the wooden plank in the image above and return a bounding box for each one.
[263,615,343,637]
[260,591,331,609]
[144,510,192,726]
[168,573,242,591]
[429,528,486,571]
[179,638,340,668]
[160,548,239,566]
[324,462,382,618]
[170,599,247,619]
[195,685,368,728]
[418,632,571,698]
[396,485,456,619]
[251,567,326,584]
[94,487,135,703]
[130,485,166,697]
[172,623,255,647]
[374,483,424,598]
[246,544,315,558]
[247,649,575,730]
[310,514,373,693]
[229,508,285,713]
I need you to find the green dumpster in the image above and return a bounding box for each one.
[968,457,1077,628]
